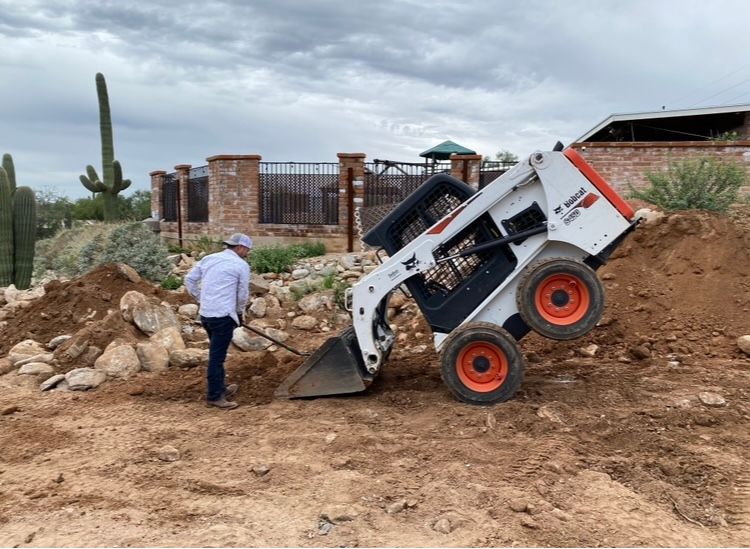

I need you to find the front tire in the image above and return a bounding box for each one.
[439,322,525,404]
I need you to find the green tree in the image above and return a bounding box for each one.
[483,149,518,167]
[71,195,106,221]
[121,190,152,220]
[35,188,73,239]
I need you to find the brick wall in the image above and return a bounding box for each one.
[571,141,750,196]
[151,149,572,253]
[152,154,363,253]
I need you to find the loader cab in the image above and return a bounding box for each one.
[363,174,524,335]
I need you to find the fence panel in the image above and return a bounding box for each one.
[259,163,339,225]
[162,173,178,222]
[358,160,450,237]
[363,160,450,207]
[187,165,209,222]
[479,161,516,189]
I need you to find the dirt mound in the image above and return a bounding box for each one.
[0,264,191,355]
[528,209,750,363]
[1,211,749,546]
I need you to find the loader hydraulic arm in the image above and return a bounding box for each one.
[351,239,438,374]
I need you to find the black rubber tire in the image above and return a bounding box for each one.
[516,257,604,341]
[439,322,525,405]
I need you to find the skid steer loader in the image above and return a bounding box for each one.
[275,146,637,404]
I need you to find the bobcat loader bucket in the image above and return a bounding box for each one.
[274,327,374,399]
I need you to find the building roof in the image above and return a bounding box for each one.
[419,140,476,160]
[575,104,750,143]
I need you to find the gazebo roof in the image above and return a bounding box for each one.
[419,140,476,160]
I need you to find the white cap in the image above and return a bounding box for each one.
[223,233,253,248]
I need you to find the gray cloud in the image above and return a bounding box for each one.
[1,0,750,199]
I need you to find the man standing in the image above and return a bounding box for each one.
[185,233,252,410]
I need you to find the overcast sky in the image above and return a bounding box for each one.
[2,0,750,199]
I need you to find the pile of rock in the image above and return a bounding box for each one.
[0,251,445,394]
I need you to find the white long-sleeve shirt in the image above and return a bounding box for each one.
[184,249,251,325]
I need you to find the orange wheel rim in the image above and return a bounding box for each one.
[456,342,508,393]
[534,273,591,325]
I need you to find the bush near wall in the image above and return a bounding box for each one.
[630,157,746,213]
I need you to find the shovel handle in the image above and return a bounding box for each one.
[241,323,310,357]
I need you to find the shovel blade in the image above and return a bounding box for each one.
[275,327,374,399]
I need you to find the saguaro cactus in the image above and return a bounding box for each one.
[79,72,131,220]
[13,186,36,290]
[0,167,13,286]
[0,155,37,290]
[2,153,16,193]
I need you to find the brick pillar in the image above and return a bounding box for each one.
[173,164,190,246]
[450,154,482,188]
[337,153,366,252]
[174,163,191,222]
[206,155,261,238]
[149,170,166,219]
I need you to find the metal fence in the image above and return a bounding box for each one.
[363,160,450,207]
[259,162,340,225]
[479,160,516,189]
[162,173,178,222]
[187,165,209,222]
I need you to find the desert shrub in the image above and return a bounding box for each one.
[320,273,336,290]
[250,245,296,274]
[160,274,183,290]
[630,157,745,213]
[35,223,118,278]
[287,241,326,258]
[78,233,105,274]
[250,241,326,274]
[101,223,172,281]
[192,235,224,255]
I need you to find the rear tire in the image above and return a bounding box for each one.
[439,322,525,404]
[516,257,604,340]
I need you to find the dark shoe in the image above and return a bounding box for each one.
[206,397,239,410]
[224,383,239,399]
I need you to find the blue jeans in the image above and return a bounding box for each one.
[200,315,237,401]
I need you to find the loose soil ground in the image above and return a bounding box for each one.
[1,210,749,547]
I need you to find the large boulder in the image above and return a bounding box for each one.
[298,292,334,314]
[116,263,141,283]
[292,315,318,330]
[136,341,170,372]
[104,338,136,353]
[178,304,199,319]
[169,348,208,368]
[120,290,149,323]
[47,335,72,350]
[250,274,270,296]
[249,297,267,318]
[8,339,47,366]
[65,368,107,391]
[131,302,180,336]
[18,362,55,377]
[40,374,66,391]
[54,334,90,361]
[150,326,186,353]
[17,285,46,301]
[232,327,271,352]
[14,353,54,368]
[94,345,141,379]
